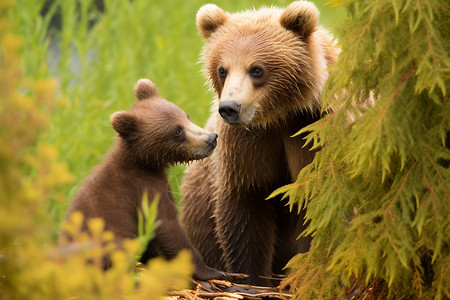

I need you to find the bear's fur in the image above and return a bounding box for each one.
[181,1,339,285]
[61,79,243,281]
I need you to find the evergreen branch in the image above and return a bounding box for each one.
[383,160,418,218]
[424,30,448,96]
[424,155,448,198]
[443,261,450,287]
[392,0,400,25]
[385,232,405,272]
[412,0,424,33]
[419,139,450,195]
[330,159,342,203]
[412,262,424,297]
[375,68,415,131]
[352,24,369,68]
[286,0,449,298]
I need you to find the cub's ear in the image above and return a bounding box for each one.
[280,1,319,39]
[134,79,159,101]
[110,111,136,137]
[196,4,228,40]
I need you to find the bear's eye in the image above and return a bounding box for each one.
[249,66,263,78]
[218,66,227,79]
[175,128,184,138]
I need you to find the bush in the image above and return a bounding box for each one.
[272,0,450,299]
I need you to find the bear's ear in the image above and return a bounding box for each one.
[110,111,136,137]
[134,79,159,101]
[196,4,228,40]
[279,1,319,39]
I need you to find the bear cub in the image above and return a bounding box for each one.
[61,79,243,282]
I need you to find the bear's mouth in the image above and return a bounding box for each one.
[201,146,215,158]
[173,150,214,165]
[189,145,216,161]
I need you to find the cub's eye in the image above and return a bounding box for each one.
[218,66,227,79]
[249,66,263,78]
[175,128,184,137]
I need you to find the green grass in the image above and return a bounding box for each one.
[11,0,343,237]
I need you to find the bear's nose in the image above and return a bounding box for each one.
[219,101,241,123]
[206,133,218,148]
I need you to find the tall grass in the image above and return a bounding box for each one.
[10,0,343,237]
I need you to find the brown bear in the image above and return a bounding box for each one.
[180,1,339,286]
[61,79,244,282]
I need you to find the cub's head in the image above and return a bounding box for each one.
[196,1,338,127]
[110,79,218,168]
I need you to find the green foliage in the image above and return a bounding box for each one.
[272,0,450,299]
[0,2,192,299]
[137,193,160,260]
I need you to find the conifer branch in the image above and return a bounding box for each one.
[424,155,448,196]
[375,68,415,131]
[383,160,418,216]
[279,0,449,298]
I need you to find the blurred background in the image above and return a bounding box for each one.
[7,0,344,239]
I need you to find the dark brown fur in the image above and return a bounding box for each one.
[61,79,243,282]
[181,2,339,286]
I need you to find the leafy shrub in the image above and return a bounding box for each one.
[272,0,450,299]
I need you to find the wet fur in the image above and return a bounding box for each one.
[181,1,339,286]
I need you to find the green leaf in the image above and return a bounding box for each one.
[137,192,160,260]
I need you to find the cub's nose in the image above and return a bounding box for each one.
[206,133,218,149]
[219,101,241,123]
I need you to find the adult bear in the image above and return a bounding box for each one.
[181,1,339,286]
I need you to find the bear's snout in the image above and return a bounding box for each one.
[206,133,218,149]
[219,101,241,123]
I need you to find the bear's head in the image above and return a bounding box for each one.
[196,1,338,127]
[110,79,218,168]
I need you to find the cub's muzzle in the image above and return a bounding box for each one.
[206,133,218,148]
